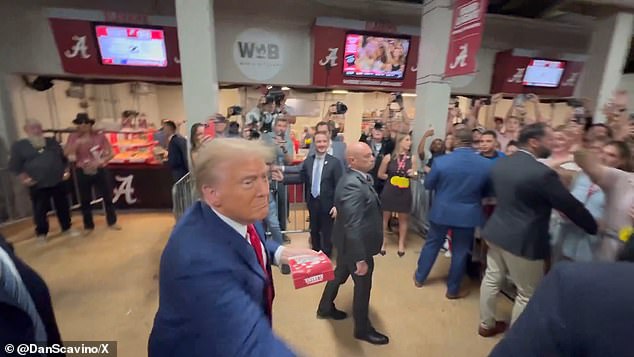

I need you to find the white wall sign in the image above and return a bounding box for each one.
[232,28,284,81]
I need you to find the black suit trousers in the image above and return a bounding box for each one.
[308,197,334,257]
[318,256,375,335]
[29,182,71,236]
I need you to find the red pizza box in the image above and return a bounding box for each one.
[288,252,334,289]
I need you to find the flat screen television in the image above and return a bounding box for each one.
[342,33,410,80]
[522,59,566,88]
[95,25,168,67]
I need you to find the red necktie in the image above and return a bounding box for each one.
[247,224,274,322]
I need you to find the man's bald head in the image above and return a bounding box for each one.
[347,142,375,173]
[453,127,473,148]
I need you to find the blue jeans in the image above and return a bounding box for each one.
[415,222,474,295]
[266,192,284,244]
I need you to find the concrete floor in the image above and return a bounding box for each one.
[6,212,511,357]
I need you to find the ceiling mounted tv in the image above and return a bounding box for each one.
[95,24,168,67]
[522,59,566,88]
[342,33,411,80]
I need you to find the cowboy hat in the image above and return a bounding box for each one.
[72,113,95,125]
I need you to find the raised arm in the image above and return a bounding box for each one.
[465,99,482,129]
[416,127,435,161]
[574,149,607,189]
[541,169,598,235]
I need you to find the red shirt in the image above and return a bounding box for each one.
[66,131,112,168]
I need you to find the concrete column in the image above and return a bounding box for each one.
[412,0,453,161]
[175,0,219,136]
[343,92,363,146]
[575,12,633,123]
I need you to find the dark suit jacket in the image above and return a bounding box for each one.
[491,262,634,357]
[148,202,294,357]
[0,235,63,352]
[483,151,597,260]
[363,138,393,193]
[308,141,347,173]
[284,154,343,211]
[167,135,189,180]
[332,170,383,263]
[425,147,494,228]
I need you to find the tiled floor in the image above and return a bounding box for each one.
[7,212,511,357]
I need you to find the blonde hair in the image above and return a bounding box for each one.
[392,133,411,156]
[194,138,275,192]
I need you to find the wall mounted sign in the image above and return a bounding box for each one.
[444,0,488,78]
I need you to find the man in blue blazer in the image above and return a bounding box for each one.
[148,138,317,357]
[414,128,494,299]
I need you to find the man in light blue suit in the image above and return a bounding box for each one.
[414,128,494,299]
[149,138,316,357]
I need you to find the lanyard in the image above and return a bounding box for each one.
[396,154,408,173]
[585,184,598,202]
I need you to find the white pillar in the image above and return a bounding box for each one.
[175,0,219,135]
[575,12,633,123]
[343,92,364,147]
[412,0,453,161]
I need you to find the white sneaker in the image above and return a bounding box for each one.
[36,235,47,243]
[442,239,450,251]
[62,228,81,238]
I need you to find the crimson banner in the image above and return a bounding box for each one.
[444,0,488,78]
[312,25,420,90]
[48,18,181,78]
[490,50,584,97]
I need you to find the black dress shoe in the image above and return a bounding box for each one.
[316,308,348,320]
[354,330,389,345]
[397,251,405,257]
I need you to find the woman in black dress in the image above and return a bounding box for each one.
[378,133,418,257]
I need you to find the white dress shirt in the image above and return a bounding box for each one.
[211,207,284,266]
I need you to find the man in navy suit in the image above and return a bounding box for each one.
[284,132,343,257]
[414,128,494,299]
[308,121,347,173]
[490,262,634,357]
[163,120,189,182]
[148,138,317,357]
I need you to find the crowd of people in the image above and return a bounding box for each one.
[149,89,634,356]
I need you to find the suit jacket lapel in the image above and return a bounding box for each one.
[201,203,266,281]
[306,155,316,184]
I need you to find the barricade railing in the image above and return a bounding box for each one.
[172,173,198,221]
[281,182,309,234]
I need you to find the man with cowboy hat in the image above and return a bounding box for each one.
[65,113,121,234]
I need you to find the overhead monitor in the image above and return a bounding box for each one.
[522,59,566,88]
[95,25,168,67]
[342,33,410,80]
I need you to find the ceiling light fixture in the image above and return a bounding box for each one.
[402,93,417,97]
[331,90,349,94]
[281,86,291,90]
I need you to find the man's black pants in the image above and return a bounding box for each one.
[77,168,117,230]
[29,182,71,236]
[318,256,374,335]
[307,197,334,257]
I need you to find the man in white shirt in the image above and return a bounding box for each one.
[149,138,317,357]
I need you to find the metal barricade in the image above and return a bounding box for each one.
[280,182,310,234]
[172,173,198,220]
